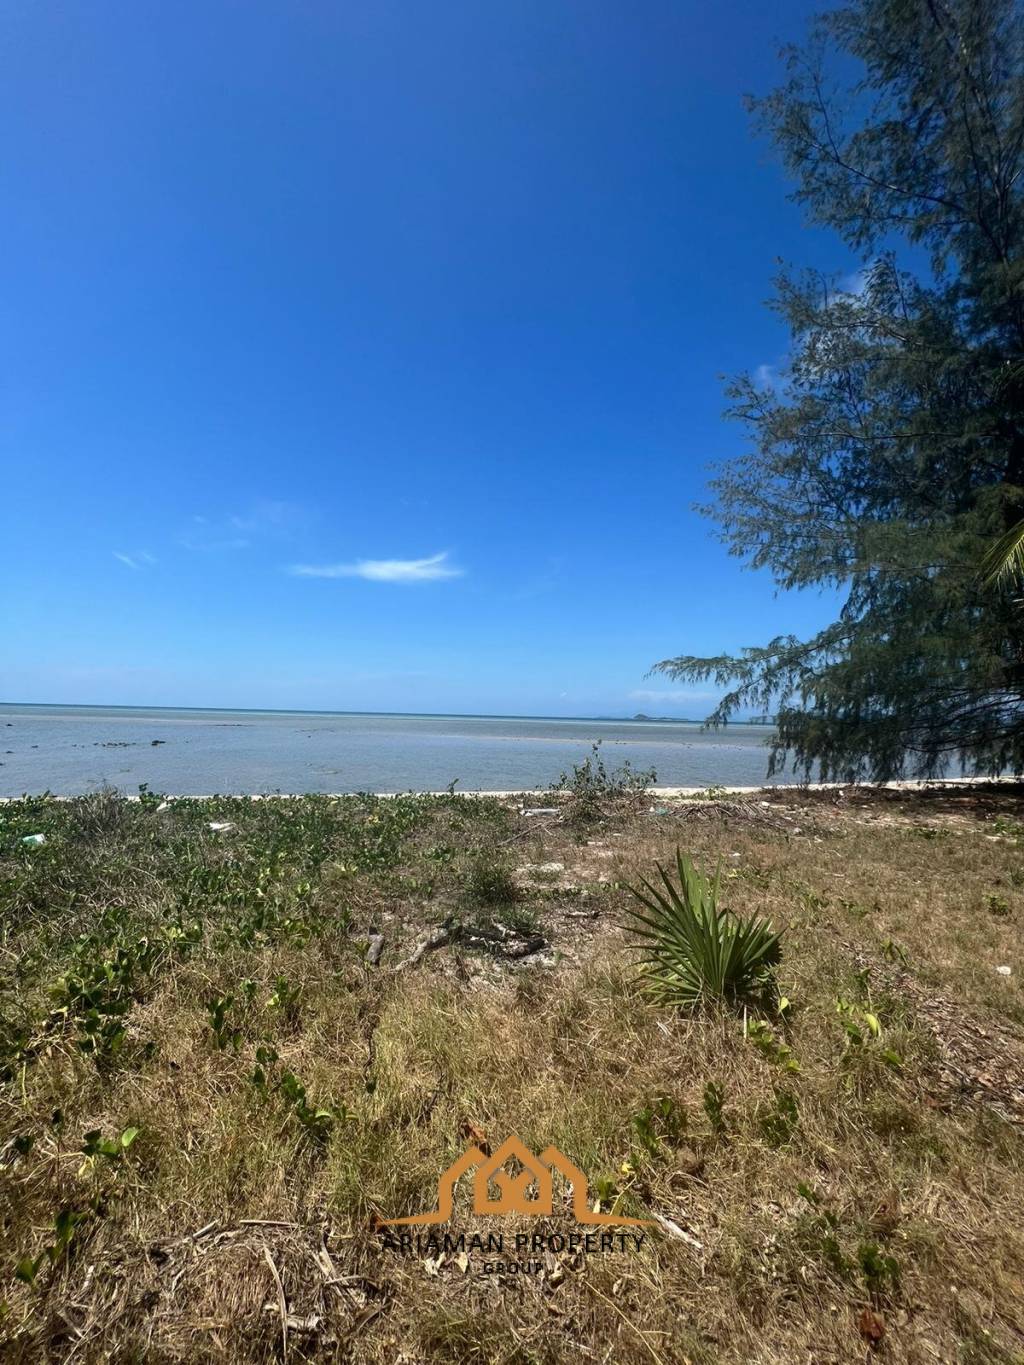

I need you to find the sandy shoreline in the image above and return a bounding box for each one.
[2,775,1018,802]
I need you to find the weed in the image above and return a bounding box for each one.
[794,1183,848,1275]
[880,938,908,965]
[2,785,1022,1362]
[836,997,903,1069]
[206,994,242,1051]
[79,1125,139,1175]
[553,742,656,824]
[632,1094,687,1156]
[278,1070,346,1146]
[758,1087,799,1147]
[15,1208,89,1287]
[857,1240,901,1300]
[266,974,302,1023]
[50,935,165,1061]
[250,1043,279,1090]
[744,1017,800,1072]
[466,857,519,907]
[703,1081,728,1135]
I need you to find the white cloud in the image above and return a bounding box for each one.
[181,501,305,552]
[838,268,869,298]
[289,551,464,583]
[754,362,787,393]
[113,551,156,570]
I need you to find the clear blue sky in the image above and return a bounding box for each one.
[1,0,851,718]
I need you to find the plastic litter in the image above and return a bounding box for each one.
[997,964,1013,976]
[21,833,46,846]
[649,805,671,816]
[522,807,559,817]
[207,821,235,833]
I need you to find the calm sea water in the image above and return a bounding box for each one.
[0,704,795,797]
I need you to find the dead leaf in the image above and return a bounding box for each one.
[461,1120,491,1156]
[456,1252,469,1274]
[858,1307,885,1345]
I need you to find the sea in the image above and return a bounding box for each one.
[0,704,798,798]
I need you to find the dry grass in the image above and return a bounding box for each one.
[2,784,1024,1362]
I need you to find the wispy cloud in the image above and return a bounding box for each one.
[838,268,870,298]
[113,551,156,570]
[754,362,786,393]
[289,551,464,583]
[181,501,306,552]
[629,688,718,705]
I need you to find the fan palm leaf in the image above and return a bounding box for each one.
[625,849,782,1008]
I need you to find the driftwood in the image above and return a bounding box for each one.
[393,928,451,972]
[392,921,548,971]
[670,798,799,832]
[365,933,386,966]
[649,1210,704,1250]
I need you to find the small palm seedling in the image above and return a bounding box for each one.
[625,850,783,1008]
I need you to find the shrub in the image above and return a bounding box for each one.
[466,856,519,907]
[625,849,782,1009]
[553,742,656,824]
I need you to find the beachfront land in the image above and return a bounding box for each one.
[1,784,1023,1362]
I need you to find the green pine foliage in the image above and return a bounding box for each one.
[655,0,1024,780]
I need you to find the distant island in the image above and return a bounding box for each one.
[628,712,775,725]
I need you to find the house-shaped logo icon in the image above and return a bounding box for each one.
[381,1135,651,1227]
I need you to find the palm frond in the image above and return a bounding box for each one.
[980,518,1024,588]
[624,849,782,1009]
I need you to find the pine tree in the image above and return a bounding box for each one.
[656,0,1024,780]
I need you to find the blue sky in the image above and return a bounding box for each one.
[1,0,852,718]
